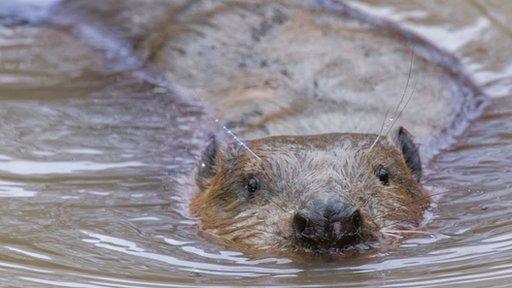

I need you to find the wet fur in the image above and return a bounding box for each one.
[192,132,429,253]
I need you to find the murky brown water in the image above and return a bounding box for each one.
[1,0,512,287]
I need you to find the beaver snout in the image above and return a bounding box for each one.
[292,200,362,249]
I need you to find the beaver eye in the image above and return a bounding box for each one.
[247,177,260,194]
[377,165,389,185]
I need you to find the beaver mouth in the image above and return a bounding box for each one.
[293,229,370,254]
[293,233,381,256]
[291,207,372,254]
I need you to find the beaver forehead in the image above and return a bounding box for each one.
[248,133,379,151]
[238,134,406,189]
[246,133,400,167]
[259,149,372,192]
[259,147,368,175]
[240,139,385,189]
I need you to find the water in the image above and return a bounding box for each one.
[0,0,511,287]
[0,0,60,24]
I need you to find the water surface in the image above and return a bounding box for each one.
[0,1,512,287]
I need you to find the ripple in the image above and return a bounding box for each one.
[0,180,37,197]
[81,231,301,277]
[0,160,144,176]
[5,246,52,261]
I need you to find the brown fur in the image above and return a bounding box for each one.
[192,130,429,254]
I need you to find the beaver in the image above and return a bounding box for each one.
[191,128,428,253]
[49,0,481,255]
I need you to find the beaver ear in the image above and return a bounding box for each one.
[394,126,422,181]
[196,135,243,189]
[196,135,222,189]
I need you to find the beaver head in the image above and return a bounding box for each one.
[191,127,428,254]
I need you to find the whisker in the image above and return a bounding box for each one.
[213,118,262,161]
[363,191,451,229]
[381,232,403,239]
[381,229,433,235]
[367,187,454,224]
[218,218,264,234]
[369,107,392,151]
[175,85,262,161]
[400,188,452,207]
[369,48,415,151]
[385,71,418,136]
[392,50,415,121]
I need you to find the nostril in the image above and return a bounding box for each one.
[292,213,308,236]
[351,209,362,231]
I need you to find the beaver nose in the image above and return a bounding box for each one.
[292,201,362,248]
